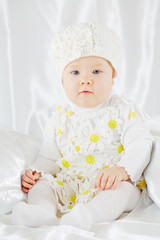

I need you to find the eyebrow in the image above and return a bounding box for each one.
[68,65,79,68]
[68,64,104,69]
[92,64,104,67]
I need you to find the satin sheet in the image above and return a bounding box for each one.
[1,0,160,239]
[0,0,160,140]
[0,129,40,216]
[145,117,160,208]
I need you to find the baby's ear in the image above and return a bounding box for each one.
[112,79,115,85]
[112,68,116,79]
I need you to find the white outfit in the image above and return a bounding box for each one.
[12,95,153,227]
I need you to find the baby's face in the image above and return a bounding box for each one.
[62,56,114,108]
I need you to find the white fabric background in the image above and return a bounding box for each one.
[1,2,160,239]
[0,0,160,140]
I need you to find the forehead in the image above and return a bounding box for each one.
[67,56,109,68]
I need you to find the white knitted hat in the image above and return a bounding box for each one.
[50,22,123,81]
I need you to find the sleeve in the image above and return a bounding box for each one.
[30,113,61,176]
[116,100,153,184]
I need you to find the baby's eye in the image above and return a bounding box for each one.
[71,71,80,75]
[93,70,101,74]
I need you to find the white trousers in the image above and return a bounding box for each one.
[12,177,141,227]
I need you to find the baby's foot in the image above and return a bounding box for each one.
[12,202,58,227]
[60,204,93,229]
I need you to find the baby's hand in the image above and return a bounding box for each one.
[21,169,41,193]
[94,165,130,191]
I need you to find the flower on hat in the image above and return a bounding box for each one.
[51,24,93,64]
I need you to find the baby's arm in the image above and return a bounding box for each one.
[21,114,61,193]
[95,99,153,191]
[115,103,153,185]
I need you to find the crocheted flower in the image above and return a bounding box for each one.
[129,112,137,118]
[66,111,73,116]
[103,165,109,169]
[62,160,70,168]
[70,194,77,203]
[57,128,62,136]
[137,178,146,189]
[117,144,124,154]
[90,134,100,143]
[51,25,93,63]
[75,146,80,152]
[85,155,96,165]
[56,180,64,186]
[69,123,104,154]
[56,106,62,111]
[68,205,73,209]
[108,120,117,129]
[83,190,91,195]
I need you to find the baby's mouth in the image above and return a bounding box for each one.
[80,91,93,94]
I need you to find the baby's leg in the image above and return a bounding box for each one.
[86,181,141,223]
[12,177,58,226]
[60,181,141,228]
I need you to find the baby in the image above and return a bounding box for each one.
[12,22,153,228]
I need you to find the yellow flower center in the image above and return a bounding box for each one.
[62,160,70,168]
[90,134,100,143]
[75,146,80,152]
[129,112,137,118]
[68,205,73,209]
[56,106,62,111]
[83,190,91,195]
[85,155,95,164]
[66,111,73,116]
[56,180,63,186]
[108,120,117,129]
[103,165,109,169]
[137,178,146,189]
[118,144,124,154]
[70,194,77,203]
[57,128,62,136]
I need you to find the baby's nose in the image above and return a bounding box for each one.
[80,79,93,85]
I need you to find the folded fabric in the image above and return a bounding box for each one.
[144,136,160,208]
[0,129,40,216]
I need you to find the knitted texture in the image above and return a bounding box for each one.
[50,22,123,82]
[44,95,147,213]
